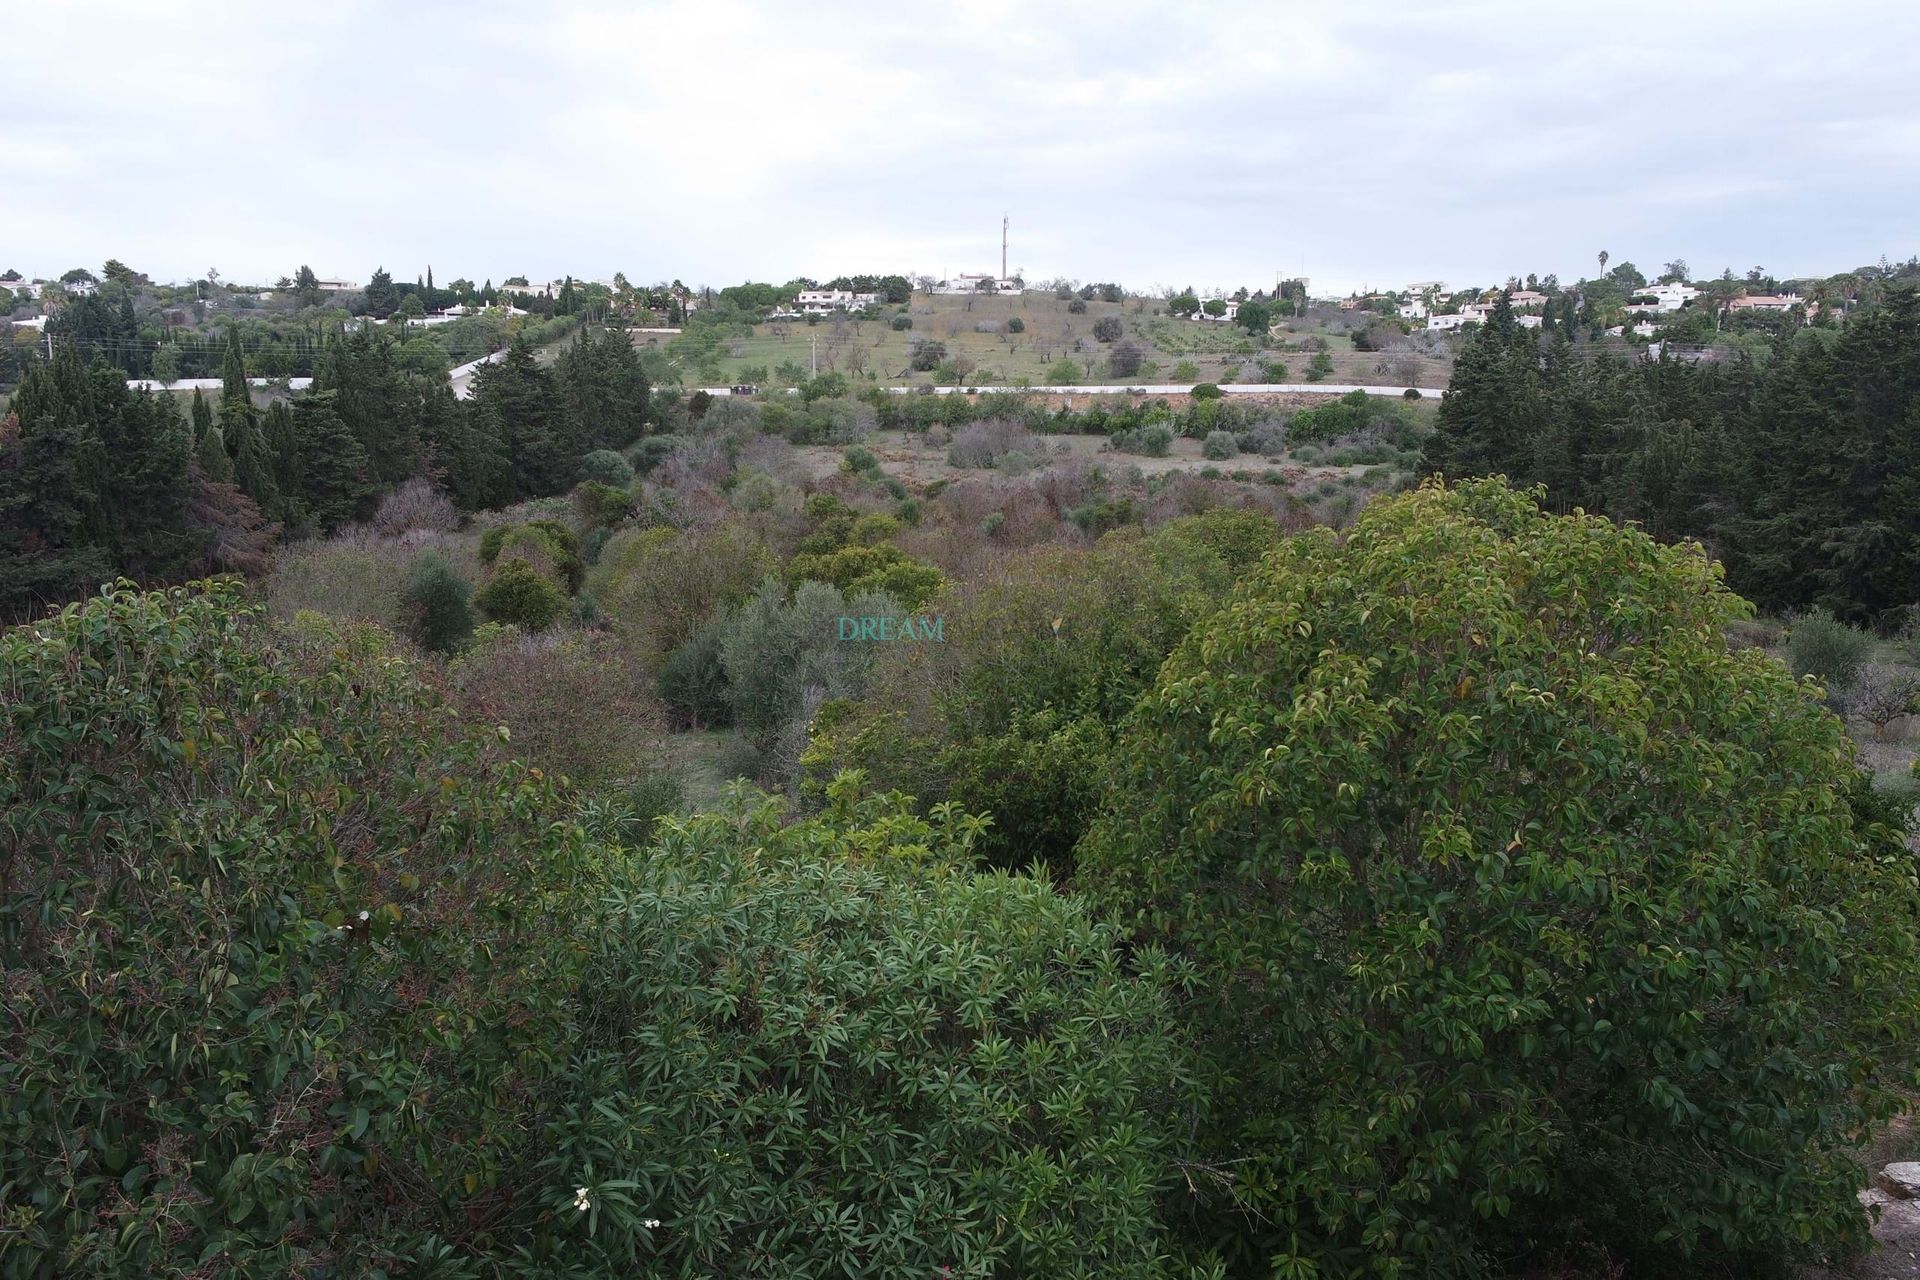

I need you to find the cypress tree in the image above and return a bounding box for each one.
[195,425,235,486]
[231,411,280,517]
[190,388,214,443]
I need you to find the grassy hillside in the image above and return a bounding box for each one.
[641,289,1454,390]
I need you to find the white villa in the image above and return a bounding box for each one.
[1625,282,1702,315]
[1398,299,1429,320]
[1196,298,1240,322]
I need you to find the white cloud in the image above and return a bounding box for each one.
[0,0,1914,294]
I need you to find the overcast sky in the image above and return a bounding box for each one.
[3,0,1916,296]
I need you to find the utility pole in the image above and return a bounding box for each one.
[810,335,817,376]
[1001,215,1009,281]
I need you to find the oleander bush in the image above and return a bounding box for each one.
[1076,478,1920,1276]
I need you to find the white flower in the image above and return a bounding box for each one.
[358,910,371,922]
[643,1218,661,1229]
[573,1187,592,1212]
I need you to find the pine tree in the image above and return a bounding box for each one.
[417,384,509,509]
[293,393,373,531]
[466,340,573,497]
[0,351,112,616]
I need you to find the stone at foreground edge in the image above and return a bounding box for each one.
[1877,1164,1920,1200]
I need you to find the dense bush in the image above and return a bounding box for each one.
[399,549,474,652]
[590,522,774,666]
[1093,316,1123,343]
[945,419,1036,470]
[579,448,635,488]
[1109,424,1175,457]
[1188,382,1222,400]
[0,584,585,1276]
[626,434,678,476]
[1077,479,1920,1275]
[808,515,1275,868]
[0,584,1192,1277]
[1201,429,1238,460]
[716,579,901,749]
[1788,606,1875,692]
[479,519,585,593]
[473,558,568,630]
[449,628,665,786]
[551,787,1191,1277]
[656,612,734,729]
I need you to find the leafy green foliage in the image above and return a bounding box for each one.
[579,448,635,488]
[1787,606,1875,691]
[0,584,1192,1278]
[810,514,1278,869]
[473,559,567,631]
[0,583,584,1276]
[1077,478,1920,1274]
[480,519,584,593]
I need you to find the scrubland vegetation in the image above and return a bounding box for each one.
[649,286,1452,391]
[4,286,1920,1279]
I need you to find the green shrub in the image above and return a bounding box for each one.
[890,313,913,330]
[657,613,734,729]
[552,788,1188,1277]
[473,559,567,631]
[0,583,584,1276]
[842,444,880,475]
[1188,382,1223,401]
[1788,606,1875,691]
[1006,316,1025,333]
[717,579,899,748]
[1077,478,1920,1275]
[400,549,474,653]
[1110,424,1174,457]
[580,448,635,488]
[0,585,1189,1277]
[573,480,633,529]
[479,519,584,592]
[627,434,677,476]
[1201,429,1238,460]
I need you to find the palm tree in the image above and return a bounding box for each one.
[1597,250,1609,278]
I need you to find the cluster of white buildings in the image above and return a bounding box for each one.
[795,287,880,315]
[932,273,1021,295]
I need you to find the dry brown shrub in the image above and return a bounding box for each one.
[448,630,667,787]
[369,477,459,536]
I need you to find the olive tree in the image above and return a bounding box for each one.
[1077,478,1920,1276]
